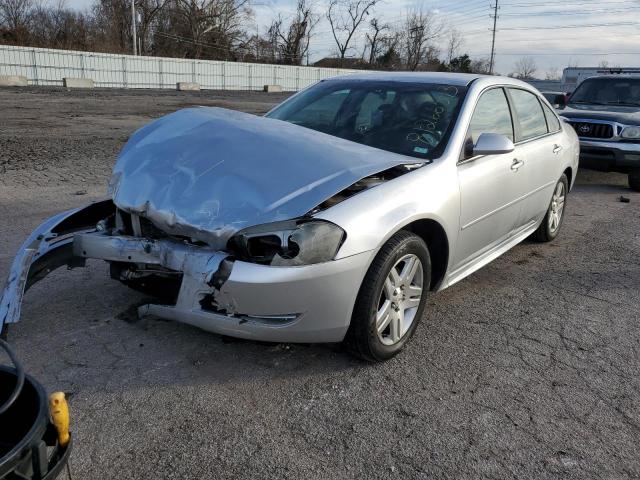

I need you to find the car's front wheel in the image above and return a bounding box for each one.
[345,231,431,362]
[532,174,568,242]
[629,169,640,192]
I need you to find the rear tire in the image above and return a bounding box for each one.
[532,174,568,243]
[345,231,431,362]
[629,169,640,192]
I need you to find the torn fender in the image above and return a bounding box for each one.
[0,200,114,333]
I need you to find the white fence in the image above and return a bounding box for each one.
[0,45,361,91]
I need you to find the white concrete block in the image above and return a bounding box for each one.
[263,84,283,93]
[63,77,95,88]
[0,75,28,87]
[177,82,200,91]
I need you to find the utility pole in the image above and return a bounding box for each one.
[131,0,137,56]
[489,0,498,74]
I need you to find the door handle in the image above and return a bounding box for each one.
[511,159,524,171]
[553,144,563,154]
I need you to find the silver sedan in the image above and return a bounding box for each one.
[1,73,579,361]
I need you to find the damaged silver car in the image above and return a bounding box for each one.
[1,73,579,361]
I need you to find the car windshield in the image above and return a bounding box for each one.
[568,77,640,106]
[267,80,467,160]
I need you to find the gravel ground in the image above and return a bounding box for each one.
[1,87,639,480]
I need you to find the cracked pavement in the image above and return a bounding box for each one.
[1,87,639,479]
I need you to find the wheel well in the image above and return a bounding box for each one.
[402,219,449,291]
[564,167,573,187]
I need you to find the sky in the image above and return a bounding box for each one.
[63,0,640,77]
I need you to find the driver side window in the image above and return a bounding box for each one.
[468,88,514,145]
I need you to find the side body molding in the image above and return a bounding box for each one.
[0,200,114,334]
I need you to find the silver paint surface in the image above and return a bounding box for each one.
[110,107,413,248]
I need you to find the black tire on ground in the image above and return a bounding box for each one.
[345,230,431,362]
[629,169,640,192]
[532,173,569,243]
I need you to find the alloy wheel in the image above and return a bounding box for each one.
[548,181,566,233]
[375,254,424,346]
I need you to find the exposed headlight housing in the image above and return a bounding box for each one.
[621,126,640,139]
[228,219,346,266]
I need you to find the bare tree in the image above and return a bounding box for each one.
[403,8,443,71]
[513,56,537,79]
[327,0,378,63]
[445,28,462,65]
[545,66,560,80]
[364,17,387,65]
[29,0,91,49]
[90,0,132,53]
[375,30,401,70]
[171,0,251,59]
[135,0,168,54]
[267,0,316,65]
[0,0,33,34]
[470,57,491,74]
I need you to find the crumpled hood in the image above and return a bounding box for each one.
[110,107,413,248]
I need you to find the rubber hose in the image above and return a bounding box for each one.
[0,338,25,415]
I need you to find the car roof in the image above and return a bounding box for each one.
[323,71,538,90]
[323,71,486,86]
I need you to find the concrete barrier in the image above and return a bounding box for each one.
[263,84,283,93]
[0,75,28,87]
[63,77,95,88]
[177,82,200,91]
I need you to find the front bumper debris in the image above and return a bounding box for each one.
[74,231,373,343]
[2,201,373,343]
[0,200,114,334]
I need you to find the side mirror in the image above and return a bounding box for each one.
[553,94,567,108]
[472,133,515,156]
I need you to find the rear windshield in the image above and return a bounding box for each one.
[569,78,640,107]
[267,80,467,160]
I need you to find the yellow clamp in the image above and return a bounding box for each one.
[49,392,70,447]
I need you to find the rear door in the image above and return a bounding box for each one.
[506,88,563,224]
[454,87,522,269]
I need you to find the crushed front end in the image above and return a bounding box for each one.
[1,107,415,342]
[2,203,373,343]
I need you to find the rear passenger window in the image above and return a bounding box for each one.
[542,102,561,132]
[468,88,514,144]
[509,89,548,141]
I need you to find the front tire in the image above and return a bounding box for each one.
[345,231,431,362]
[532,174,568,243]
[629,169,640,192]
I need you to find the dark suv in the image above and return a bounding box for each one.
[559,75,640,191]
